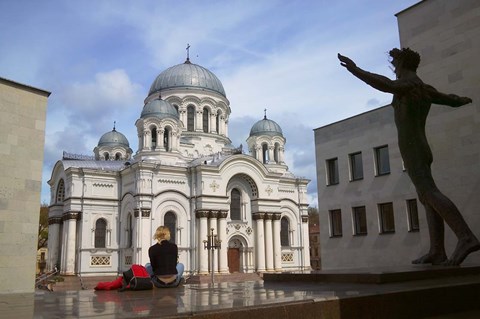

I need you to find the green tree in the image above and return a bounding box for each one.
[38,203,49,250]
[308,206,319,226]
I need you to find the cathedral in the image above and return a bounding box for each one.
[47,56,311,277]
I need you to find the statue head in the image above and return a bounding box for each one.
[389,48,421,72]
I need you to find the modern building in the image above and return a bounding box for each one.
[47,57,310,276]
[314,0,480,269]
[0,77,50,293]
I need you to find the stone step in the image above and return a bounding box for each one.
[185,272,263,284]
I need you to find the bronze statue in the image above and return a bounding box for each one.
[338,48,479,265]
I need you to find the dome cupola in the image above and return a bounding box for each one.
[249,115,283,138]
[98,127,130,148]
[140,98,179,120]
[149,60,226,97]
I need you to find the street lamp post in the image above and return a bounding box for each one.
[203,228,221,284]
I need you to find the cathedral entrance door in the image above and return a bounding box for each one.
[227,248,240,273]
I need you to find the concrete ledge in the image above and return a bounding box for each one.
[263,264,480,284]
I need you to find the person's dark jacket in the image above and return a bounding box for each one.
[148,240,178,276]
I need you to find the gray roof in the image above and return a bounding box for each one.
[98,129,130,148]
[149,61,226,97]
[141,98,179,119]
[61,160,127,171]
[249,117,283,137]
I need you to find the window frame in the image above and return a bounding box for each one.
[326,157,339,185]
[280,216,290,247]
[374,145,390,176]
[378,202,395,234]
[329,209,343,237]
[406,199,420,232]
[352,206,367,235]
[94,218,107,248]
[349,152,364,181]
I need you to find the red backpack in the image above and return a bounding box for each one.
[118,264,153,291]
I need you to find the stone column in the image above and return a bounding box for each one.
[218,211,229,273]
[264,213,274,271]
[179,109,186,130]
[302,215,311,270]
[196,110,202,132]
[210,113,217,133]
[279,146,285,164]
[196,210,209,274]
[62,211,80,275]
[268,146,275,164]
[253,213,265,272]
[224,119,229,136]
[140,209,151,265]
[47,217,62,271]
[272,213,282,271]
[209,211,218,273]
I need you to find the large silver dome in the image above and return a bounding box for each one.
[98,129,130,147]
[249,116,283,137]
[140,98,179,119]
[149,60,226,97]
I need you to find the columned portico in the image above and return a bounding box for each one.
[47,217,62,271]
[196,210,210,274]
[272,213,282,271]
[134,208,151,265]
[62,211,81,275]
[253,213,266,272]
[218,211,229,273]
[264,213,274,271]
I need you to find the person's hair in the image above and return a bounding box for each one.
[153,226,171,242]
[389,47,421,71]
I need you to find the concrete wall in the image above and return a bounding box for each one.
[315,0,480,269]
[0,77,49,293]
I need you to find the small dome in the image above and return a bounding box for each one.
[249,116,283,137]
[149,60,226,97]
[98,128,130,147]
[140,98,179,119]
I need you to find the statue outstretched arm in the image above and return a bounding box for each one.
[338,53,405,94]
[426,85,472,107]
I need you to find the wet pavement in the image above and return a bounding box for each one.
[2,268,480,318]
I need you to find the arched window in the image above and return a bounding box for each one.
[56,179,65,203]
[95,218,107,248]
[230,188,241,220]
[164,212,177,244]
[187,105,195,132]
[115,153,121,160]
[164,127,170,151]
[274,143,280,163]
[262,143,269,164]
[280,217,290,247]
[104,152,109,160]
[203,107,209,133]
[216,110,221,134]
[151,128,157,149]
[173,104,179,114]
[127,214,133,248]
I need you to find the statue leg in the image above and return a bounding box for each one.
[422,187,480,266]
[412,203,447,265]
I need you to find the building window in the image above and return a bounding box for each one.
[104,152,109,160]
[280,217,290,246]
[187,105,195,131]
[379,202,395,233]
[349,152,363,181]
[262,143,269,164]
[216,111,221,134]
[230,189,241,220]
[203,107,209,133]
[164,211,177,244]
[127,214,133,248]
[375,146,390,176]
[352,206,367,235]
[329,209,342,237]
[115,153,121,160]
[56,179,65,203]
[163,127,170,151]
[407,199,420,232]
[326,158,339,185]
[95,218,107,248]
[151,128,157,149]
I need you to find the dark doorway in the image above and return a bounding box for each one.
[228,248,240,273]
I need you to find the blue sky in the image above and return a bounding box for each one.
[0,0,420,206]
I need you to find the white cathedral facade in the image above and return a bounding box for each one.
[47,57,311,276]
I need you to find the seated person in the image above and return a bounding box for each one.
[145,226,184,287]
